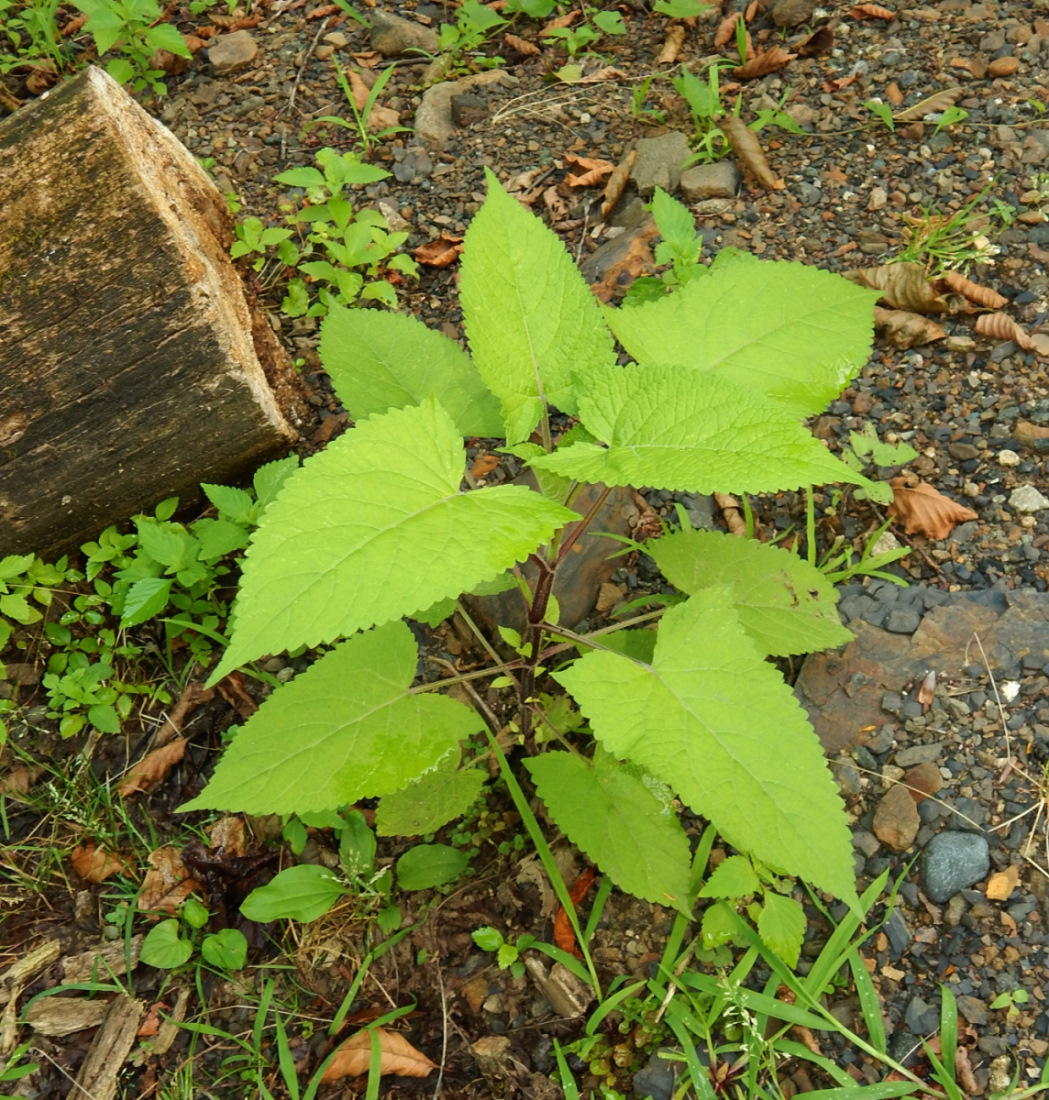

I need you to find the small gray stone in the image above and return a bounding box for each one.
[631,133,692,197]
[679,161,740,201]
[771,0,817,27]
[450,92,489,127]
[1009,484,1049,513]
[370,11,438,56]
[921,831,990,903]
[895,742,944,767]
[956,994,989,1025]
[905,994,939,1035]
[208,31,258,76]
[884,607,921,634]
[633,1047,677,1100]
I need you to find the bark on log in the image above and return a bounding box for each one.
[0,66,304,558]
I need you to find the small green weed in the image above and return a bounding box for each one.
[991,987,1029,1022]
[141,896,249,972]
[630,73,666,126]
[897,183,1008,275]
[543,7,625,58]
[0,0,66,77]
[675,62,731,164]
[71,0,191,95]
[472,925,534,980]
[252,147,418,317]
[303,62,411,156]
[420,0,507,77]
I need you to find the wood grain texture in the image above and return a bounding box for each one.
[0,66,303,556]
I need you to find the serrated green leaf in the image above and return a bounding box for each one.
[654,0,713,15]
[460,169,616,443]
[121,577,173,627]
[253,456,299,511]
[376,764,484,836]
[646,524,853,656]
[210,399,576,681]
[526,750,692,912]
[530,364,871,495]
[698,854,760,899]
[0,554,33,581]
[136,520,197,572]
[240,864,349,923]
[182,621,482,814]
[472,925,503,952]
[553,589,857,904]
[757,892,805,967]
[605,260,878,418]
[578,629,657,664]
[396,843,469,890]
[317,304,502,438]
[413,596,457,628]
[202,483,255,526]
[143,21,191,55]
[194,518,250,562]
[274,166,325,189]
[650,187,696,256]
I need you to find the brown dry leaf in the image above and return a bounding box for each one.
[564,153,615,187]
[413,233,463,267]
[25,65,59,94]
[887,477,978,540]
[938,270,1007,309]
[470,454,500,478]
[321,1027,437,1082]
[307,3,338,16]
[346,68,370,111]
[917,670,937,706]
[974,311,1035,350]
[118,737,187,798]
[796,25,834,56]
[873,306,946,348]
[71,842,131,884]
[157,680,215,745]
[894,86,962,122]
[542,10,579,32]
[825,71,858,91]
[745,0,760,18]
[543,185,568,221]
[843,262,951,312]
[850,3,894,17]
[139,846,201,913]
[986,864,1020,901]
[588,219,658,302]
[150,48,190,76]
[351,50,382,66]
[656,22,685,63]
[366,104,400,132]
[0,763,44,795]
[207,815,246,856]
[719,116,780,189]
[138,1002,164,1038]
[734,45,794,79]
[60,12,89,35]
[600,149,636,218]
[215,672,254,719]
[714,11,743,47]
[714,492,748,537]
[504,31,539,55]
[182,33,207,52]
[955,1048,980,1094]
[577,66,628,83]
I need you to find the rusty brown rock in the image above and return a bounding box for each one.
[873,784,921,851]
[988,55,1020,77]
[904,761,943,802]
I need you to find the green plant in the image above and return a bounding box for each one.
[422,0,507,76]
[304,62,411,156]
[896,183,1007,275]
[182,170,885,943]
[991,987,1029,1022]
[630,73,666,125]
[543,7,625,57]
[269,147,419,317]
[0,1040,40,1090]
[0,0,66,76]
[472,925,534,980]
[141,896,249,971]
[0,552,77,671]
[71,0,191,95]
[932,103,969,137]
[863,99,896,132]
[675,63,731,164]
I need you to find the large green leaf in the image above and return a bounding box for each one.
[459,169,616,443]
[376,762,486,837]
[553,589,857,904]
[209,398,575,681]
[182,621,481,814]
[645,524,853,657]
[526,749,692,913]
[529,364,872,495]
[605,260,878,418]
[318,304,503,437]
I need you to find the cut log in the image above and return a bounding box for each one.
[0,66,303,558]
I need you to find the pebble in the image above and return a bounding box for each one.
[369,10,438,56]
[632,1048,677,1100]
[1009,485,1049,513]
[630,132,692,197]
[921,831,991,903]
[873,784,921,850]
[207,31,258,76]
[679,162,740,201]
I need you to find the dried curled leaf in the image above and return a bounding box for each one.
[974,311,1035,350]
[346,68,370,111]
[413,233,463,267]
[71,842,132,884]
[843,262,951,312]
[938,270,1006,310]
[894,86,962,122]
[850,3,894,18]
[873,307,946,348]
[504,32,539,56]
[719,116,780,189]
[118,736,188,797]
[564,153,615,187]
[735,44,794,79]
[887,477,977,540]
[322,1027,437,1082]
[601,149,637,218]
[796,25,834,56]
[657,22,686,63]
[554,867,595,958]
[714,11,743,47]
[139,846,200,913]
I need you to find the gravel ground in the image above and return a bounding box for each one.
[6,0,1049,1094]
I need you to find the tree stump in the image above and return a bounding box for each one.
[0,66,303,558]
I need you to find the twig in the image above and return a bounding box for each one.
[282,13,329,162]
[431,960,448,1100]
